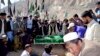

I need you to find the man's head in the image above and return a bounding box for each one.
[7,16,12,20]
[0,13,6,20]
[25,44,33,53]
[81,11,93,24]
[44,45,53,54]
[96,1,100,8]
[73,14,79,19]
[29,15,32,19]
[68,23,75,32]
[63,32,83,56]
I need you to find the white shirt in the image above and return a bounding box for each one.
[27,18,33,29]
[85,20,100,42]
[0,19,5,35]
[21,50,30,56]
[42,51,51,56]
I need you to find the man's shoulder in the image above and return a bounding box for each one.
[91,21,100,28]
[21,50,30,56]
[81,40,100,56]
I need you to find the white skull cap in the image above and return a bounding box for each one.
[63,32,79,42]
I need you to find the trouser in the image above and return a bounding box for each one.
[27,28,33,35]
[7,31,14,42]
[6,31,14,51]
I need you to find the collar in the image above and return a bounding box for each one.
[24,50,30,55]
[87,20,97,27]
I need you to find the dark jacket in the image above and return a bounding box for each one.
[6,21,12,31]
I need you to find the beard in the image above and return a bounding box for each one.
[84,20,89,24]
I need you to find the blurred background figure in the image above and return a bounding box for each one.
[21,44,33,56]
[6,16,14,51]
[42,45,58,56]
[0,13,7,39]
[95,1,100,23]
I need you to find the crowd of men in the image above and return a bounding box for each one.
[0,1,100,56]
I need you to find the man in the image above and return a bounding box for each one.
[27,15,33,36]
[81,10,100,42]
[32,15,39,38]
[21,44,33,56]
[63,32,100,56]
[42,45,57,56]
[0,13,7,39]
[40,20,49,35]
[73,14,83,26]
[0,35,8,56]
[6,16,14,42]
[13,16,23,34]
[61,19,69,35]
[42,45,53,56]
[68,23,86,38]
[48,20,57,35]
[56,20,63,35]
[95,1,100,23]
[6,16,14,51]
[23,16,28,32]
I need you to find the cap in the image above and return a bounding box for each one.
[44,44,52,48]
[63,32,79,42]
[25,44,31,49]
[67,23,75,29]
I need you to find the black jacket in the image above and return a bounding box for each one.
[6,20,13,31]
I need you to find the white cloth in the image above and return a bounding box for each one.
[27,18,33,29]
[85,20,100,42]
[21,50,30,56]
[55,24,60,35]
[62,23,66,35]
[63,32,79,42]
[0,19,5,35]
[42,51,51,56]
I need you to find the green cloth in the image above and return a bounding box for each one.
[34,35,64,44]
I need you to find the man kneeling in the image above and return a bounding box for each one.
[63,32,100,56]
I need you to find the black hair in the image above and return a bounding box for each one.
[0,13,6,16]
[23,17,28,20]
[7,15,11,17]
[73,14,79,17]
[44,45,52,54]
[30,15,32,17]
[96,1,100,5]
[81,11,93,18]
